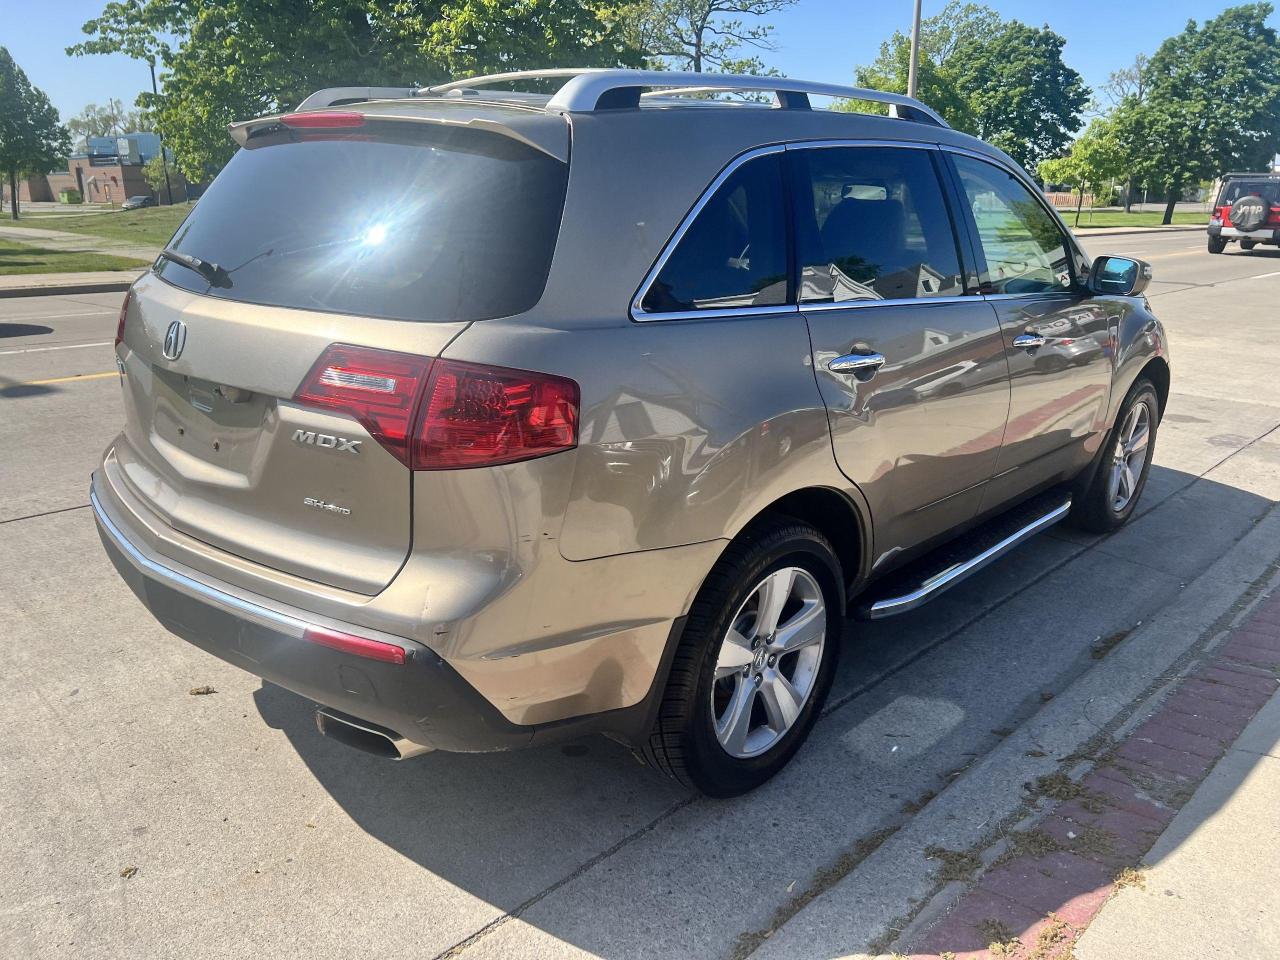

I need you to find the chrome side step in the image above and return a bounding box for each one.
[857,497,1072,620]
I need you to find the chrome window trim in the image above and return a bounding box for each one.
[632,304,800,323]
[630,143,787,323]
[801,294,976,312]
[782,138,939,152]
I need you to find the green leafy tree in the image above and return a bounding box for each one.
[851,29,972,129]
[613,0,797,73]
[142,154,170,196]
[70,1,640,183]
[0,48,71,220]
[1039,116,1126,226]
[67,99,149,143]
[948,22,1088,171]
[1112,4,1280,224]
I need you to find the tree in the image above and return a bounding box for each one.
[1113,4,1280,224]
[852,23,973,129]
[0,48,70,220]
[66,99,149,143]
[947,22,1088,171]
[1038,116,1126,226]
[1099,53,1149,110]
[70,1,641,183]
[862,1,1002,75]
[615,0,797,73]
[142,154,170,196]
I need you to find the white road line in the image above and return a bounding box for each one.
[0,310,115,321]
[1247,271,1280,280]
[0,340,112,356]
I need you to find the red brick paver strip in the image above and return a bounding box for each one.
[902,599,1280,959]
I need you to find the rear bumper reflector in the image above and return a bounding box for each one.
[304,625,406,665]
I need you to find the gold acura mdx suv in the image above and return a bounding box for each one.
[94,70,1169,796]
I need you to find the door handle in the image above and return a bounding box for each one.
[1012,333,1046,349]
[829,352,887,377]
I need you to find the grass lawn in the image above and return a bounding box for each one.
[3,202,194,247]
[1062,211,1207,229]
[0,238,149,275]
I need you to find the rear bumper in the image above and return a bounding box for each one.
[92,475,672,752]
[1208,225,1279,241]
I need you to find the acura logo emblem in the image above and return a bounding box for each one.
[162,320,187,360]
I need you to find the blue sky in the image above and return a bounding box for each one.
[6,0,1277,123]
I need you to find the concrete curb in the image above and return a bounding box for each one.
[751,503,1280,960]
[0,279,137,298]
[1072,225,1203,238]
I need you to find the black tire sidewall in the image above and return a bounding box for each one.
[682,530,843,797]
[1084,381,1159,530]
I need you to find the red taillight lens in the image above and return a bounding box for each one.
[294,344,431,466]
[414,360,579,470]
[295,347,579,470]
[280,111,365,129]
[115,289,133,348]
[304,625,405,665]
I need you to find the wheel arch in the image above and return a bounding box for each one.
[1140,356,1171,419]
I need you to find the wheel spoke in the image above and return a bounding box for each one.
[715,628,754,679]
[716,678,757,755]
[760,673,802,733]
[772,601,825,654]
[754,568,795,638]
[1125,421,1149,457]
[1107,458,1123,506]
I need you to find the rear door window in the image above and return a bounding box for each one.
[155,120,569,322]
[792,146,965,303]
[951,154,1074,295]
[640,153,788,314]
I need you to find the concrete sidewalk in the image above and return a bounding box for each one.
[1075,682,1280,959]
[0,270,143,297]
[0,223,160,262]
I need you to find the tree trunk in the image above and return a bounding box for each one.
[1075,187,1084,227]
[1162,186,1179,226]
[8,168,17,220]
[1123,178,1133,214]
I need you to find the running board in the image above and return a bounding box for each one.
[856,493,1072,620]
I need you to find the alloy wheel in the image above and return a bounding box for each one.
[1108,400,1151,512]
[710,567,827,759]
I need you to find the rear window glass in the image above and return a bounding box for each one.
[1218,179,1280,205]
[155,120,568,322]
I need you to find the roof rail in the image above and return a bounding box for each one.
[423,68,949,127]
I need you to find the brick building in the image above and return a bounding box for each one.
[14,132,189,205]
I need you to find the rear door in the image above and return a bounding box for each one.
[113,113,569,595]
[793,143,1011,561]
[944,151,1113,507]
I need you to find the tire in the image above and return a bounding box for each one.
[641,518,844,797]
[1241,239,1258,251]
[1230,196,1267,232]
[1070,378,1159,534]
[1208,235,1227,254]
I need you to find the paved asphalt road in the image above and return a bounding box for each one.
[2,230,1279,960]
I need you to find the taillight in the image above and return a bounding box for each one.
[280,111,364,129]
[294,346,579,470]
[414,359,578,470]
[115,289,133,348]
[304,625,405,665]
[294,344,431,466]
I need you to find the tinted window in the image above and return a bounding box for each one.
[1219,179,1280,205]
[952,155,1073,295]
[155,121,568,322]
[641,154,787,313]
[794,146,963,303]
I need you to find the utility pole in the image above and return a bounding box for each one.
[907,0,923,98]
[148,60,175,206]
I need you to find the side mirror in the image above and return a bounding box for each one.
[1088,255,1152,297]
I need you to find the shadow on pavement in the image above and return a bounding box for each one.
[251,464,1276,959]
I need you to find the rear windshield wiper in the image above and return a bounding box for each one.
[156,249,232,288]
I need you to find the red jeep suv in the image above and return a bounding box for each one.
[1208,172,1280,254]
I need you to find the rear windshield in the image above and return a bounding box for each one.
[1218,179,1280,205]
[155,120,568,322]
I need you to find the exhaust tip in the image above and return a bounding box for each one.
[315,708,432,760]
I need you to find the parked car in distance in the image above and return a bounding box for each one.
[121,195,157,210]
[1208,172,1280,253]
[94,70,1170,796]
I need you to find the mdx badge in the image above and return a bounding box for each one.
[162,320,187,360]
[292,429,361,454]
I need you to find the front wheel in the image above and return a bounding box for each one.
[641,519,843,797]
[1207,235,1227,254]
[1071,378,1159,534]
[1241,239,1258,251]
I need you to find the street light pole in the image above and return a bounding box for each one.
[907,0,923,99]
[148,60,175,206]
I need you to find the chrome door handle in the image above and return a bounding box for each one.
[1012,333,1046,349]
[829,352,887,375]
